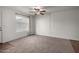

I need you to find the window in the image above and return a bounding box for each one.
[16,14,29,32]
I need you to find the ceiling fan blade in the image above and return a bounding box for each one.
[40,12,44,15]
[40,10,46,12]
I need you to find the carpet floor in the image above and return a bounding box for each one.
[0,35,75,53]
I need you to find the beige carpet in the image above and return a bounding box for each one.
[0,35,74,53]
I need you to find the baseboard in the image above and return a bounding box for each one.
[36,34,79,41]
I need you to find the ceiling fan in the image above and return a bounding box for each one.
[30,6,46,15]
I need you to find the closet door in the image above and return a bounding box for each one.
[0,8,2,43]
[2,8,16,43]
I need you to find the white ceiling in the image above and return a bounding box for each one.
[6,6,79,16]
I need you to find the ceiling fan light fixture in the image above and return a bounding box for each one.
[32,6,46,15]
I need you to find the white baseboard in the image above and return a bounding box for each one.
[36,34,79,41]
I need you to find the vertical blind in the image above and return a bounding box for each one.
[16,14,29,32]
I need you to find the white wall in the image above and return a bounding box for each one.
[35,8,79,40]
[0,7,33,43]
[35,14,50,36]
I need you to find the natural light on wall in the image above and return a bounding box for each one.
[16,14,29,33]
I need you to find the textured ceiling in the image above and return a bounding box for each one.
[6,6,79,16]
